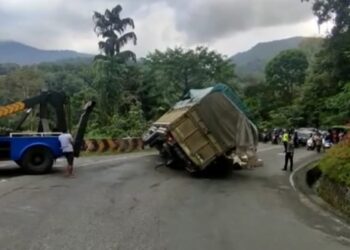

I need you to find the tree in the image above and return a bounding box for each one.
[265,49,309,104]
[93,4,137,62]
[300,0,350,85]
[0,63,20,75]
[140,46,237,120]
[144,46,236,94]
[92,4,138,124]
[297,0,350,127]
[301,0,350,36]
[243,82,275,125]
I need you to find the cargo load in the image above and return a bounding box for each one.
[143,83,260,174]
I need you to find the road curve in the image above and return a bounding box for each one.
[0,145,349,250]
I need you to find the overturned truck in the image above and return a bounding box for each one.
[143,83,260,174]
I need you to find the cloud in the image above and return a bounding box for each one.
[173,0,313,43]
[0,0,315,56]
[125,2,186,57]
[212,18,322,56]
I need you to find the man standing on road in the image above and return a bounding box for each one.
[58,132,75,177]
[283,137,294,172]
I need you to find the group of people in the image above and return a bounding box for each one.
[280,128,347,172]
[306,129,345,152]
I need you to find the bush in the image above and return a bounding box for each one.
[319,135,350,187]
[87,102,148,138]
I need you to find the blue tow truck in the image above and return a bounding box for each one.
[0,91,95,174]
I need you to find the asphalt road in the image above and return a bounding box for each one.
[0,144,349,250]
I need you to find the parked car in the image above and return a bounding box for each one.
[259,129,271,143]
[296,129,312,146]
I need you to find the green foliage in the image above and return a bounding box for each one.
[244,1,348,131]
[5,1,350,142]
[243,82,275,124]
[244,49,309,128]
[302,0,350,36]
[298,37,323,63]
[92,4,138,126]
[324,82,350,125]
[0,42,237,138]
[88,102,147,138]
[297,36,350,127]
[143,46,237,108]
[0,63,19,75]
[319,136,350,187]
[93,4,137,61]
[265,49,309,103]
[233,37,322,82]
[0,67,44,103]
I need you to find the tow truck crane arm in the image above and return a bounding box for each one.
[73,100,96,157]
[0,91,68,132]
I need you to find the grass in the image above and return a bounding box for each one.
[318,135,350,187]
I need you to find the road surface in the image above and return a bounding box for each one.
[0,144,349,250]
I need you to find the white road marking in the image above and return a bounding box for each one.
[289,166,299,191]
[290,162,350,231]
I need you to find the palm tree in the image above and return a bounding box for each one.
[93,5,137,62]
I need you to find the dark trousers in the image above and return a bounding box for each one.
[284,152,293,171]
[283,141,287,152]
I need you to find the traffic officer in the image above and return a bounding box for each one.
[283,137,294,172]
[282,129,289,152]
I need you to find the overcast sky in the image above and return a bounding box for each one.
[0,0,329,57]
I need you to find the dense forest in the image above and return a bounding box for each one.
[250,0,350,129]
[0,0,349,138]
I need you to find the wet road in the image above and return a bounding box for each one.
[0,144,349,250]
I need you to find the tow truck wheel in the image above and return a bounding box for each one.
[21,146,54,174]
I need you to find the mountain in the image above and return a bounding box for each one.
[0,41,92,65]
[231,37,323,79]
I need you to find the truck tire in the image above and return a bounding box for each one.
[21,146,54,174]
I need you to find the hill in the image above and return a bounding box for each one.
[231,37,323,79]
[0,41,92,65]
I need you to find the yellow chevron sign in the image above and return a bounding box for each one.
[82,138,144,153]
[0,102,26,118]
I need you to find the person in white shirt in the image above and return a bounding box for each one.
[58,132,75,177]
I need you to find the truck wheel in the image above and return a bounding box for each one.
[21,146,54,174]
[185,162,200,175]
